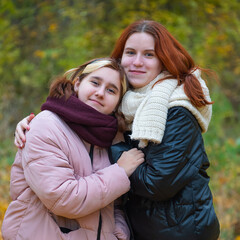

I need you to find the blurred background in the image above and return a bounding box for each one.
[0,0,239,239]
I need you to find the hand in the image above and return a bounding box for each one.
[14,113,35,148]
[117,148,144,177]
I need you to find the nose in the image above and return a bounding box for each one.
[95,86,105,97]
[133,54,143,67]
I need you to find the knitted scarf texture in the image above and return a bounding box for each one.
[120,70,212,148]
[41,94,118,148]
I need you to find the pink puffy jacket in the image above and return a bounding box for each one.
[2,111,130,240]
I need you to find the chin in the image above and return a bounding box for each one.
[131,83,144,89]
[129,81,139,88]
[93,106,106,114]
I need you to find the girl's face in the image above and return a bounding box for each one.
[121,32,162,89]
[74,67,121,115]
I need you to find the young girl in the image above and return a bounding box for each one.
[110,20,220,240]
[2,58,144,240]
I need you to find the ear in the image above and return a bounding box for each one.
[74,78,80,92]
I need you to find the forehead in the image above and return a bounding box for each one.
[86,67,121,87]
[125,32,155,49]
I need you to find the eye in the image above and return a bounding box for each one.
[91,80,99,86]
[125,50,135,56]
[107,88,116,94]
[145,52,155,57]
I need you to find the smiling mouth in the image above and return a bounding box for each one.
[129,70,146,74]
[90,99,103,106]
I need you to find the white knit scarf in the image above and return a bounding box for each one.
[120,70,212,148]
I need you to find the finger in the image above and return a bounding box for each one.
[14,133,24,148]
[129,148,139,153]
[14,137,20,148]
[135,152,145,159]
[22,116,32,130]
[20,121,30,133]
[135,150,144,155]
[14,140,21,148]
[134,149,144,155]
[16,125,26,142]
[27,113,35,123]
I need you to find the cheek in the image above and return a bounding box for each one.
[77,86,89,102]
[110,96,120,111]
[148,61,161,77]
[121,56,130,68]
[154,60,162,72]
[77,90,84,102]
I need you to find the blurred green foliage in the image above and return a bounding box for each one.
[0,0,240,239]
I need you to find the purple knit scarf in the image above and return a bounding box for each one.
[41,94,118,148]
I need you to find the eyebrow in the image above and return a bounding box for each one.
[91,76,120,92]
[124,47,155,52]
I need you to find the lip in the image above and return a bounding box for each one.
[129,70,146,75]
[89,99,104,107]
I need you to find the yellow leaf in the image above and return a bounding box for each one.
[205,4,215,14]
[34,50,45,59]
[48,23,57,32]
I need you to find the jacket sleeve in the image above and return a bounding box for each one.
[114,198,130,240]
[22,114,130,219]
[130,107,205,201]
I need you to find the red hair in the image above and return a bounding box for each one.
[111,20,213,107]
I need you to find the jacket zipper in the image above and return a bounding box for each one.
[97,212,102,240]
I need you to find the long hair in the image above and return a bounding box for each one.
[111,20,213,107]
